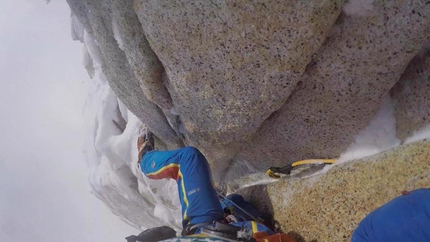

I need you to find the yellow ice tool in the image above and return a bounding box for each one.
[266,159,337,179]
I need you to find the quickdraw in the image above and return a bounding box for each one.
[266,159,337,179]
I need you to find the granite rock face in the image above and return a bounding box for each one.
[67,0,430,179]
[392,48,430,142]
[235,0,430,171]
[133,0,343,147]
[108,0,173,111]
[65,0,430,236]
[239,140,430,241]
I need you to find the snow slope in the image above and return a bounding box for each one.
[82,31,182,231]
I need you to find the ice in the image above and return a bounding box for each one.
[84,31,103,69]
[93,88,126,170]
[404,124,430,144]
[82,45,95,79]
[71,12,84,43]
[118,99,129,123]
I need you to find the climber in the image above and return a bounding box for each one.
[128,127,295,242]
[351,188,430,241]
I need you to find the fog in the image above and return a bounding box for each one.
[0,0,138,241]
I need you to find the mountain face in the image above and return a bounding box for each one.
[67,0,429,180]
[67,0,430,237]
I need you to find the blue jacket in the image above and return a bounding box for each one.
[352,188,430,242]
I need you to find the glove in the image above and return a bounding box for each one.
[125,226,176,242]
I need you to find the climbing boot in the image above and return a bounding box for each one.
[137,125,154,164]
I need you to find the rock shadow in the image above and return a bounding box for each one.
[237,184,317,242]
[236,185,277,231]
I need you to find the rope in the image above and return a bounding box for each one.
[217,192,264,224]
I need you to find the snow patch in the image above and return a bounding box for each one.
[319,95,400,174]
[84,31,103,69]
[112,19,125,51]
[236,176,277,191]
[118,99,129,123]
[343,0,375,16]
[82,45,95,79]
[404,124,430,144]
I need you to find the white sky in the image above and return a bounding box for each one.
[0,0,139,241]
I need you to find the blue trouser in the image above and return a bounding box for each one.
[140,146,223,228]
[351,188,430,242]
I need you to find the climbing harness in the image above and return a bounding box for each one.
[266,159,337,179]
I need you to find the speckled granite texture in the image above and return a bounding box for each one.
[133,0,343,154]
[392,48,430,142]
[236,0,430,171]
[67,0,430,179]
[65,0,430,232]
[108,0,173,111]
[260,140,430,242]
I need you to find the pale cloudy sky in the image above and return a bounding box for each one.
[0,0,138,241]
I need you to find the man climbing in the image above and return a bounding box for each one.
[128,127,295,242]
